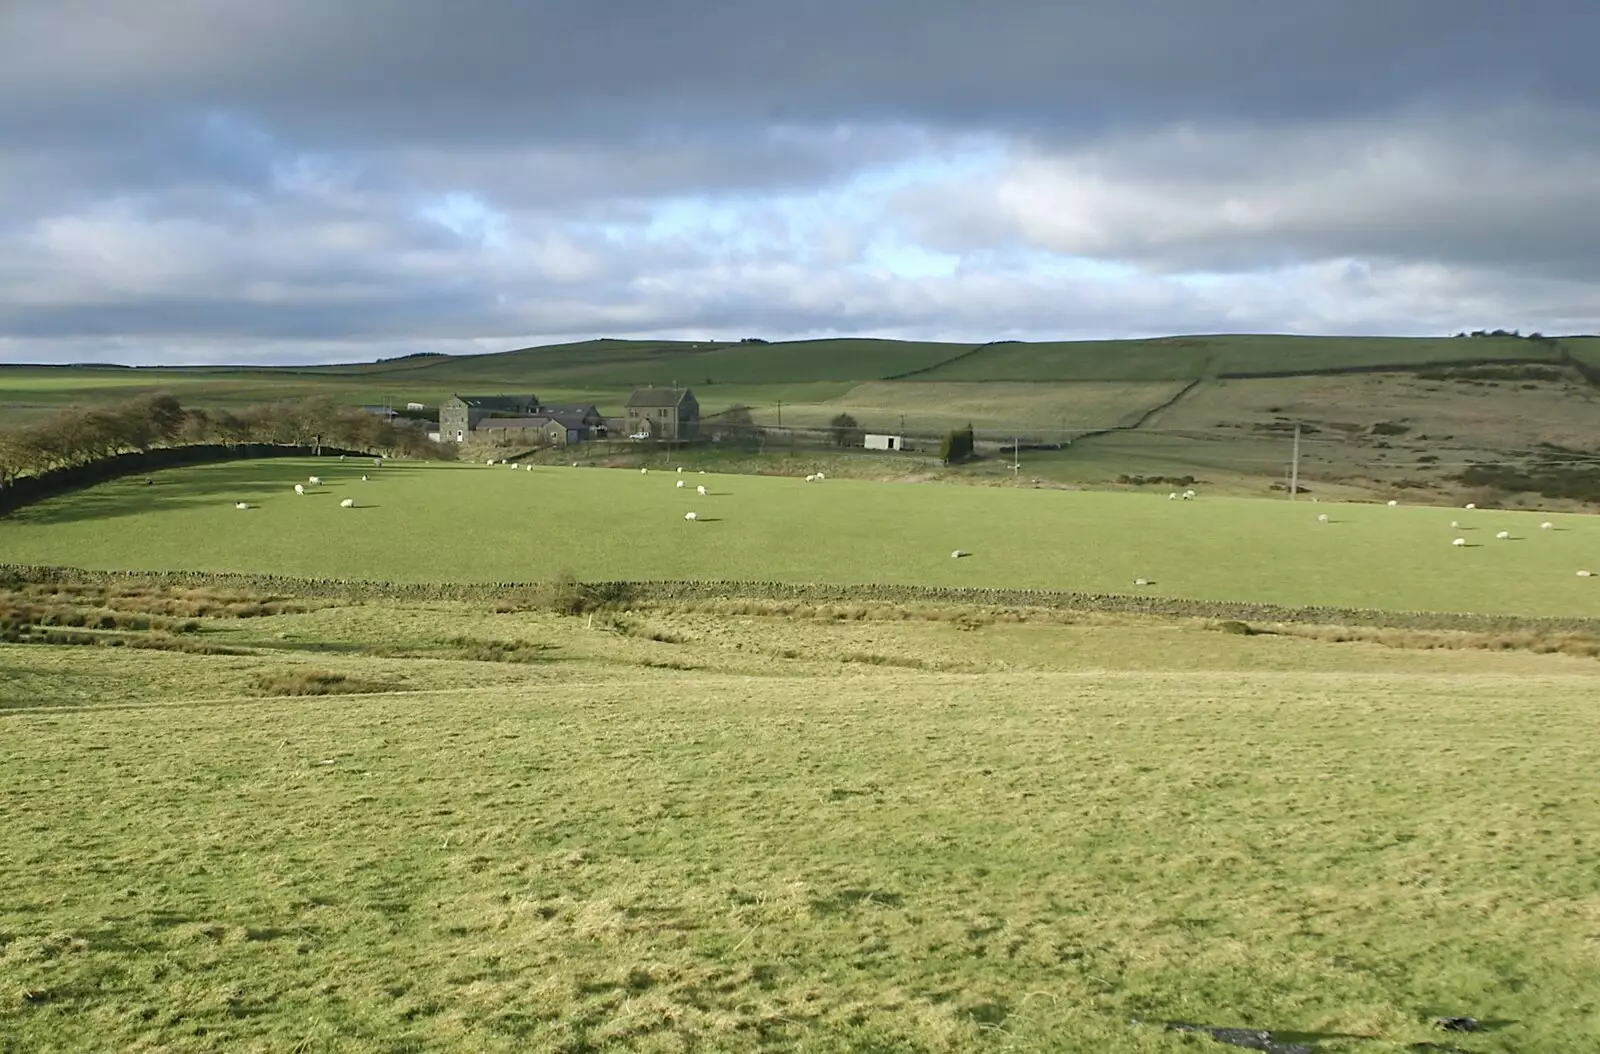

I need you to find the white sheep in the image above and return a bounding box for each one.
[509,463,518,469]
[1183,489,1196,499]
[339,454,346,460]
[677,467,683,474]
[1465,502,1476,510]
[235,502,249,510]
[641,467,648,474]
[1540,521,1554,530]
[698,470,706,475]
[816,472,825,481]
[1134,577,1148,586]
[373,457,381,467]
[1317,513,1329,523]
[1168,493,1178,500]
[340,498,355,509]
[361,474,369,481]
[1579,570,1593,577]
[487,458,496,466]
[805,474,816,482]
[951,549,966,558]
[1387,500,1399,507]
[676,479,685,488]
[294,484,305,495]
[1452,537,1466,546]
[1450,520,1461,529]
[308,476,321,485]
[696,485,707,496]
[526,465,532,471]
[684,511,697,521]
[1495,530,1510,540]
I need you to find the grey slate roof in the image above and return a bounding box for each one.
[625,387,694,409]
[450,394,538,410]
[476,413,594,431]
[475,416,560,430]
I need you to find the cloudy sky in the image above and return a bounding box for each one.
[3,1,1598,365]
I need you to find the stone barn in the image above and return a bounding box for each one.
[439,394,540,443]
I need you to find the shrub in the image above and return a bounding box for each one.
[250,669,389,696]
[537,571,638,615]
[940,424,975,464]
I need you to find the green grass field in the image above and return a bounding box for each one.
[3,459,1596,617]
[745,380,1187,435]
[3,584,1598,1052]
[912,335,1556,383]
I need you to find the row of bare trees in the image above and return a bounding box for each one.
[0,394,442,491]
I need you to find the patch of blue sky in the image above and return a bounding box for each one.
[185,109,280,189]
[631,138,1009,252]
[863,241,960,278]
[418,191,509,247]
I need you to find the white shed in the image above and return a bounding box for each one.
[864,433,904,451]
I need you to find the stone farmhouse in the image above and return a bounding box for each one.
[624,388,699,441]
[439,395,606,446]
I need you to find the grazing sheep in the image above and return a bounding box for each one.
[677,467,683,474]
[526,465,532,471]
[339,454,346,461]
[509,463,518,469]
[696,485,707,496]
[676,479,685,488]
[361,474,369,481]
[1579,570,1593,577]
[1452,537,1466,546]
[641,467,648,474]
[698,470,706,475]
[487,458,496,465]
[1540,521,1554,530]
[1387,500,1399,507]
[294,484,305,495]
[373,457,381,467]
[1317,513,1329,523]
[1134,578,1148,586]
[1465,502,1476,509]
[1168,492,1178,500]
[1496,530,1511,540]
[235,502,249,510]
[340,498,355,509]
[805,474,816,482]
[951,550,966,558]
[684,511,697,521]
[1450,520,1461,529]
[308,476,321,485]
[816,472,826,481]
[1183,489,1196,499]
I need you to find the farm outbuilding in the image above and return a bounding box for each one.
[864,433,904,451]
[439,394,540,443]
[440,396,604,444]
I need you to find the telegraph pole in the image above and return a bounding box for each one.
[1289,422,1301,500]
[1013,436,1020,478]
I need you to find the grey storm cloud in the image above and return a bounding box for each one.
[1,0,1598,363]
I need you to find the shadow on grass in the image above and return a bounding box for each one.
[1,460,433,526]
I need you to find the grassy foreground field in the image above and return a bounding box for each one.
[2,459,1597,618]
[3,578,1600,1052]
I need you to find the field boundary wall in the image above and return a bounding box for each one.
[4,563,1596,635]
